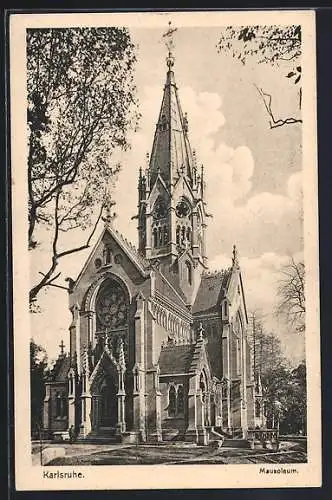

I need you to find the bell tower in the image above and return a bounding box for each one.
[137,23,210,303]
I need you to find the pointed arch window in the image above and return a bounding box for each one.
[163,225,168,245]
[255,399,261,418]
[186,227,191,244]
[176,226,180,245]
[55,393,61,417]
[153,227,158,248]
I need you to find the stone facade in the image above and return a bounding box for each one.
[43,55,258,444]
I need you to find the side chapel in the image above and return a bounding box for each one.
[43,40,260,444]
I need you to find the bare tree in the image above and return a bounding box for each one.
[216,25,302,129]
[27,28,140,304]
[276,257,305,333]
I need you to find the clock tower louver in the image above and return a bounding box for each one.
[137,50,209,304]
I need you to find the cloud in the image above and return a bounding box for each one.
[209,250,305,363]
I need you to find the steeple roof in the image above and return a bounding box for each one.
[149,63,195,187]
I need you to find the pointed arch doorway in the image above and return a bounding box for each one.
[100,374,118,429]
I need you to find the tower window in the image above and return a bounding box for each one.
[176,226,180,245]
[153,227,158,248]
[163,226,168,245]
[186,227,191,244]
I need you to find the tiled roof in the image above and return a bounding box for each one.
[192,269,232,315]
[47,355,70,383]
[154,269,188,311]
[159,343,195,375]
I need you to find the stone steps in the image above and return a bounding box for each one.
[223,438,251,448]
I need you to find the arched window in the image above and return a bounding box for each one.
[153,227,158,248]
[55,393,61,417]
[255,399,261,418]
[236,338,241,376]
[181,227,186,245]
[61,395,68,418]
[177,385,184,415]
[158,226,162,247]
[168,386,176,417]
[185,261,192,285]
[68,373,73,395]
[163,226,168,245]
[176,226,180,245]
[186,227,191,243]
[104,246,112,265]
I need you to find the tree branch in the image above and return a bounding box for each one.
[254,85,302,129]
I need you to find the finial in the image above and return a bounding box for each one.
[59,340,65,357]
[162,21,178,69]
[232,244,239,267]
[102,185,116,225]
[118,337,126,368]
[198,322,204,341]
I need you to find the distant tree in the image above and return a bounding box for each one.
[30,339,48,436]
[263,361,306,434]
[216,25,302,128]
[276,257,305,333]
[27,28,140,304]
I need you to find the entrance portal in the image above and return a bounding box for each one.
[100,375,118,428]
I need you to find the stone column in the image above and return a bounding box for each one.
[116,367,126,434]
[79,371,92,437]
[222,324,232,431]
[67,371,76,430]
[132,293,146,441]
[185,374,198,443]
[43,383,51,432]
[240,328,248,437]
[196,391,208,445]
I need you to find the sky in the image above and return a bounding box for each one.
[30,25,304,365]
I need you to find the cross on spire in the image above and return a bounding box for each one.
[162,21,178,69]
[59,340,65,356]
[102,185,116,226]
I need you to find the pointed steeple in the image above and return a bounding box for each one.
[148,24,195,188]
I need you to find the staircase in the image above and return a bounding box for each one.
[79,427,119,444]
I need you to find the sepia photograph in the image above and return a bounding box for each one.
[10,10,320,490]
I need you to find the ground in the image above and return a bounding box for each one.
[32,439,307,466]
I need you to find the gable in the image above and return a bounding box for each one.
[69,225,151,308]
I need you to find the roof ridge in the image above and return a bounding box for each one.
[111,227,151,269]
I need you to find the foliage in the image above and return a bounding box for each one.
[263,362,307,435]
[276,257,305,333]
[216,25,302,128]
[27,28,140,302]
[30,339,48,436]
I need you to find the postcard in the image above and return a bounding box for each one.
[9,9,320,490]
